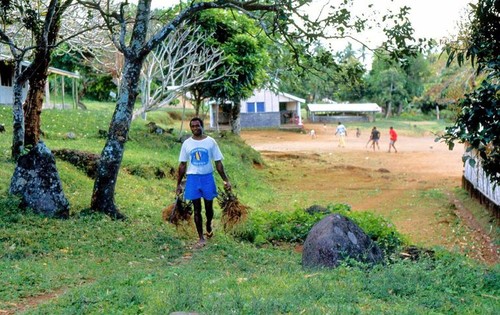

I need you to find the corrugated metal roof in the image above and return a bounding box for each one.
[307,103,382,113]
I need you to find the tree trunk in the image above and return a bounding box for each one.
[385,100,392,119]
[23,76,48,146]
[90,60,143,218]
[230,101,241,135]
[11,72,26,160]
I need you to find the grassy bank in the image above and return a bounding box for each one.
[0,104,498,314]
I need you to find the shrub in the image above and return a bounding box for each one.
[0,195,29,224]
[231,203,406,255]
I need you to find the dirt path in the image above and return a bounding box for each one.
[241,124,498,264]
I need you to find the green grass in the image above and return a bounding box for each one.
[0,103,498,314]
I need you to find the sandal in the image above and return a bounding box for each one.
[205,231,214,239]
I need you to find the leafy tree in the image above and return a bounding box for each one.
[416,51,476,117]
[366,53,408,117]
[185,9,270,134]
[366,50,430,117]
[50,44,117,104]
[270,43,367,103]
[441,0,500,185]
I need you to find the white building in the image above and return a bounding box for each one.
[209,88,305,129]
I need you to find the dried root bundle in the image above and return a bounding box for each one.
[218,188,249,230]
[162,196,192,226]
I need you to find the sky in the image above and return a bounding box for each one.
[351,0,473,47]
[144,0,473,67]
[147,0,473,45]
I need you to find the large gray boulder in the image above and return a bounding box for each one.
[9,141,69,218]
[302,214,383,269]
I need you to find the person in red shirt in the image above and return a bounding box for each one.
[388,126,398,153]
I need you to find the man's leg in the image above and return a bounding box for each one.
[192,198,205,241]
[204,199,214,237]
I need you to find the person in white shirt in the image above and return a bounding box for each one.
[335,122,347,147]
[176,117,231,248]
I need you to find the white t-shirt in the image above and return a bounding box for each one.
[336,124,346,136]
[179,136,224,175]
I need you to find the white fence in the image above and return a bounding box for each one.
[462,148,500,218]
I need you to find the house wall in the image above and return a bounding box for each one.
[0,86,29,105]
[241,112,280,128]
[240,89,281,113]
[210,89,303,128]
[0,86,12,104]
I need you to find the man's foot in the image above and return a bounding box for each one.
[206,224,213,238]
[193,239,206,249]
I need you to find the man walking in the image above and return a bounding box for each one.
[370,126,380,151]
[177,117,231,248]
[388,126,398,153]
[335,122,347,147]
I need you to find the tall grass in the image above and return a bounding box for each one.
[0,104,498,314]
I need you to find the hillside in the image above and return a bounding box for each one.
[0,105,498,314]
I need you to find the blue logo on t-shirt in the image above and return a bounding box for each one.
[190,148,209,166]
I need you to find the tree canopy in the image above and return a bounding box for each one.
[184,9,270,134]
[441,0,500,185]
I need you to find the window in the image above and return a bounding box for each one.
[247,101,265,113]
[256,102,265,112]
[246,102,255,113]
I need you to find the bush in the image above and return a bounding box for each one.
[231,203,406,255]
[0,195,29,224]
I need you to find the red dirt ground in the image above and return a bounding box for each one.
[241,123,499,265]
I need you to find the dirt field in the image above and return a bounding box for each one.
[240,123,498,264]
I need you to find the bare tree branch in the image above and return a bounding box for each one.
[133,22,233,120]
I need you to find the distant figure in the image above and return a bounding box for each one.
[388,126,398,153]
[335,122,347,147]
[309,129,316,139]
[356,128,361,138]
[370,127,380,151]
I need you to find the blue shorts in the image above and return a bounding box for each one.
[184,173,218,201]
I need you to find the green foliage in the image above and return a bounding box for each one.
[83,74,117,101]
[51,43,117,102]
[232,207,332,245]
[346,211,408,254]
[441,80,500,184]
[366,51,431,116]
[187,9,269,115]
[232,203,406,254]
[270,43,368,103]
[0,195,27,224]
[441,0,500,185]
